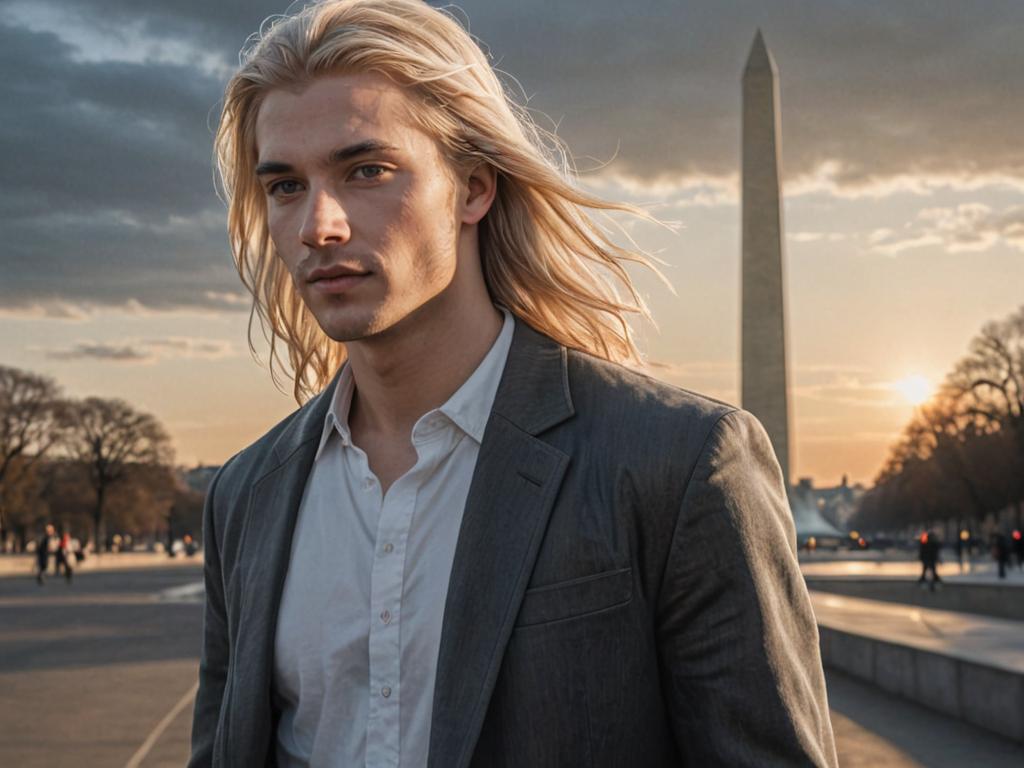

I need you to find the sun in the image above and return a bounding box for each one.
[893,374,932,405]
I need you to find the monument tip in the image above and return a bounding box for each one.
[744,28,776,75]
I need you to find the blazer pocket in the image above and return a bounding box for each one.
[515,567,632,628]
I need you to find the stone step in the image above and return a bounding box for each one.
[806,577,1024,622]
[811,591,1024,742]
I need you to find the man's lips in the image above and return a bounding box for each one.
[307,266,371,295]
[307,264,370,282]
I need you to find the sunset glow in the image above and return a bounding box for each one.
[893,375,933,405]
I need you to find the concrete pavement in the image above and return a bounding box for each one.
[0,565,204,768]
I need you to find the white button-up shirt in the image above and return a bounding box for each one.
[273,309,514,768]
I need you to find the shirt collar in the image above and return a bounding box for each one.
[436,307,514,443]
[314,308,515,461]
[314,363,356,462]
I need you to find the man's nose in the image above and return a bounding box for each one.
[299,187,351,248]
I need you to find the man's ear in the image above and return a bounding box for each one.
[460,162,497,226]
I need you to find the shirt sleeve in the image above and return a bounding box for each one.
[657,408,838,767]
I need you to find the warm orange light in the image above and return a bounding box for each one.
[1014,530,1022,541]
[893,375,933,405]
[960,530,970,541]
[920,532,929,544]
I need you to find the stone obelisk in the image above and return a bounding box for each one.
[741,30,793,488]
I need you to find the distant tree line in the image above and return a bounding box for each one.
[0,366,205,553]
[854,305,1024,534]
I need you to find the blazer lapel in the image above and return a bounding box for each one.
[226,373,338,762]
[428,320,574,768]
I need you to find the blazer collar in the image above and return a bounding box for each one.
[487,315,576,435]
[267,314,574,466]
[269,369,341,467]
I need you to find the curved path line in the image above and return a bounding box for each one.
[124,681,199,768]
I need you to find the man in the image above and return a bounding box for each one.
[35,523,55,586]
[917,531,941,591]
[190,1,837,766]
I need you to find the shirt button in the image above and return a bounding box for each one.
[382,542,394,554]
[363,478,374,490]
[381,609,391,624]
[381,686,392,698]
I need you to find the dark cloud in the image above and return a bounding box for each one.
[46,342,151,361]
[2,0,1022,313]
[0,17,242,312]
[447,0,1024,186]
[42,336,235,362]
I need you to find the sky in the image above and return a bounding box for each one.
[2,0,1022,486]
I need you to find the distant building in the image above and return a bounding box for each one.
[793,475,866,533]
[181,464,222,496]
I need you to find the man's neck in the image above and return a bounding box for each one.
[344,292,504,441]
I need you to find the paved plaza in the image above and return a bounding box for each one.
[1,558,1021,766]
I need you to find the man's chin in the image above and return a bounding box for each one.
[315,312,384,344]
[320,324,372,344]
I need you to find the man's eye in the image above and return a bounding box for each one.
[353,165,387,180]
[268,180,301,196]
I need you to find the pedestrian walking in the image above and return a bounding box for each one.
[991,532,1011,579]
[917,531,942,591]
[34,524,55,586]
[58,532,75,583]
[1012,530,1023,571]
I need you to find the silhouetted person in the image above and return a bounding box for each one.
[1012,530,1023,571]
[917,531,941,591]
[991,532,1011,579]
[955,535,965,573]
[35,524,55,586]
[57,532,75,583]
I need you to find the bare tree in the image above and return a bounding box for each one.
[1,457,47,551]
[947,305,1024,430]
[62,398,174,551]
[946,304,1024,524]
[105,463,178,541]
[0,366,66,549]
[856,305,1024,533]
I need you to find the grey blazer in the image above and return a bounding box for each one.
[189,319,838,767]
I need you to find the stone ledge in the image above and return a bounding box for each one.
[819,625,1024,742]
[807,577,1024,622]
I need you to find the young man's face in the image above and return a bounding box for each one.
[254,72,468,343]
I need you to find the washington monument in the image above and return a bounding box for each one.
[741,30,793,488]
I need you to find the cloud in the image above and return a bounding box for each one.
[0,14,247,314]
[868,203,1024,256]
[2,0,1023,313]
[788,232,847,244]
[45,342,151,362]
[40,337,237,363]
[447,0,1024,192]
[792,375,903,409]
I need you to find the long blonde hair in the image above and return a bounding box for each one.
[217,0,665,403]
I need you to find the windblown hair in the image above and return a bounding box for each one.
[217,0,666,403]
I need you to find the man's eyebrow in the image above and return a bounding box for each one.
[329,139,399,164]
[255,139,400,176]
